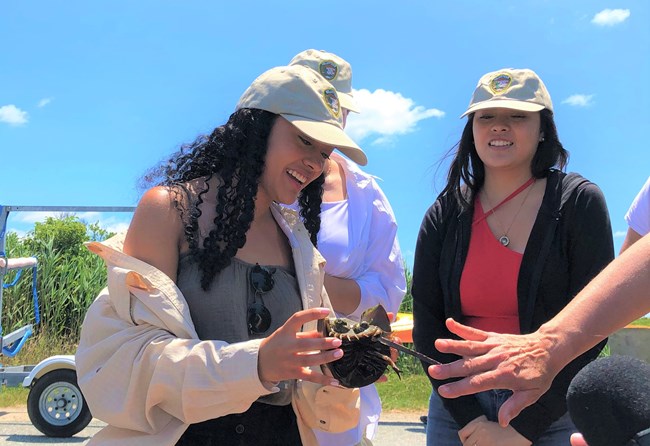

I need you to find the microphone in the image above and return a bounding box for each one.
[567,355,650,446]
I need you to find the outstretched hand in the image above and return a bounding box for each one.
[427,318,562,426]
[258,308,344,387]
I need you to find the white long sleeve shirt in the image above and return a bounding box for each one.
[289,152,407,445]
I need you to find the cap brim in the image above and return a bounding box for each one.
[338,92,360,114]
[460,100,545,118]
[283,114,367,166]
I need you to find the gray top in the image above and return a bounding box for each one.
[177,255,302,405]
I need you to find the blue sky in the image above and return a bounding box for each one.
[2,1,649,269]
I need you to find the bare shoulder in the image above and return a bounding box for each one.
[138,185,174,206]
[124,186,184,281]
[132,186,184,228]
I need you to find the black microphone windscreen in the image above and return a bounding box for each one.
[567,355,650,446]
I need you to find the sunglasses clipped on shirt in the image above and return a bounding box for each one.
[247,263,276,335]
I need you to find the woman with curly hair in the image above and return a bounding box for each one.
[76,65,366,446]
[412,68,614,446]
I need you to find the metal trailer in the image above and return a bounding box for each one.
[0,205,134,437]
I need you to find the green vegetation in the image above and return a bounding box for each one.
[377,373,430,411]
[2,217,112,344]
[378,340,430,411]
[398,265,413,313]
[632,317,650,327]
[0,387,28,407]
[1,216,110,407]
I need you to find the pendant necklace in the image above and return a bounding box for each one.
[481,177,536,247]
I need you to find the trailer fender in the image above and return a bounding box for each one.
[22,355,76,388]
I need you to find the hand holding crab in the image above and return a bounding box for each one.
[258,308,345,387]
[319,305,402,388]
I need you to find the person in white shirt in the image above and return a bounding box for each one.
[288,49,407,446]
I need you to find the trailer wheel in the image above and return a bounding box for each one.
[27,369,92,437]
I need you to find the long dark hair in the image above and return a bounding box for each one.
[141,108,323,290]
[441,108,569,209]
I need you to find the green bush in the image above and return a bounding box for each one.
[2,216,113,342]
[27,216,87,255]
[398,264,413,313]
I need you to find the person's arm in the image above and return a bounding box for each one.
[427,232,650,426]
[621,176,650,255]
[123,186,183,281]
[325,178,406,318]
[324,275,361,315]
[620,226,642,254]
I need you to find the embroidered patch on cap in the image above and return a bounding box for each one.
[489,73,513,94]
[319,61,339,81]
[323,88,341,117]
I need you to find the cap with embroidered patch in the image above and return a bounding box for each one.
[236,64,367,165]
[289,49,360,113]
[461,68,553,118]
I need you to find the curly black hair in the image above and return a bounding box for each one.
[441,108,569,209]
[140,108,324,290]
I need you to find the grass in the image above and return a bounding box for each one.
[1,334,77,367]
[376,342,430,411]
[632,317,650,327]
[0,387,29,407]
[0,334,77,408]
[2,377,431,412]
[377,373,430,411]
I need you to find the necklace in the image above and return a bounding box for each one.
[482,177,536,247]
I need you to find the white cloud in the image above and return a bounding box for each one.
[562,94,595,107]
[76,212,132,234]
[613,230,627,238]
[345,88,444,146]
[13,211,60,224]
[37,97,53,108]
[591,9,630,26]
[0,104,29,126]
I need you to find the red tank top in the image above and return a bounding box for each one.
[459,198,522,334]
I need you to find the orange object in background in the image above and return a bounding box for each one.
[390,312,413,343]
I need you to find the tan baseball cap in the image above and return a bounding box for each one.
[461,68,553,118]
[236,64,367,165]
[289,49,360,113]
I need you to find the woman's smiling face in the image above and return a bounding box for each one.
[258,116,334,205]
[472,108,543,174]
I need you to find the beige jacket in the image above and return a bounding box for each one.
[76,204,359,446]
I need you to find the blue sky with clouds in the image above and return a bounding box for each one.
[2,1,648,269]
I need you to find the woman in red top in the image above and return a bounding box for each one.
[412,68,614,446]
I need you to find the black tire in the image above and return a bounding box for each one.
[27,368,93,437]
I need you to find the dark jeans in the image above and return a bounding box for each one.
[176,402,301,446]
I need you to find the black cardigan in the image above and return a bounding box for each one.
[412,170,614,442]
